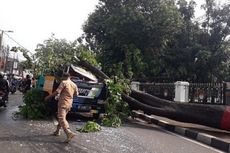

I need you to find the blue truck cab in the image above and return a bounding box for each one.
[71,79,106,117]
[37,65,107,118]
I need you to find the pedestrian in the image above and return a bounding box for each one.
[3,75,10,102]
[31,77,36,88]
[23,75,31,93]
[0,73,9,107]
[45,72,79,143]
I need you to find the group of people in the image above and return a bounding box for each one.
[16,75,36,93]
[0,73,36,107]
[21,75,33,93]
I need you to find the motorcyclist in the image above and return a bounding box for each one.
[3,75,10,100]
[10,76,18,94]
[0,73,9,107]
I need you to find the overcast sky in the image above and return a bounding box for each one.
[0,0,98,53]
[0,0,227,55]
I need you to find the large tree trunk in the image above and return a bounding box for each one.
[74,56,110,80]
[123,90,230,131]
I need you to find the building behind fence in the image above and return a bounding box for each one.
[134,82,229,105]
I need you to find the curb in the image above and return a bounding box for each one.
[133,111,230,153]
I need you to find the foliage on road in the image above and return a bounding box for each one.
[19,89,49,119]
[77,121,102,133]
[102,115,122,128]
[102,79,131,127]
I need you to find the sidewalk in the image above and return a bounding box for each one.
[133,111,230,153]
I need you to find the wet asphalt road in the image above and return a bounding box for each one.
[0,91,224,153]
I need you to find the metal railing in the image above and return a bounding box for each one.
[138,82,226,105]
[189,83,225,104]
[139,82,175,101]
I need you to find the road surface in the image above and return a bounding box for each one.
[0,91,224,153]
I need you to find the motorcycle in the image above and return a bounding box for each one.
[10,79,18,94]
[10,84,16,94]
[18,80,26,93]
[0,91,7,107]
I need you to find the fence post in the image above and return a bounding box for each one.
[131,81,140,91]
[223,82,226,105]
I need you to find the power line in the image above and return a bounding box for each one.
[3,32,33,56]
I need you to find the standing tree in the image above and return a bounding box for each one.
[83,0,230,82]
[200,1,230,81]
[161,0,230,82]
[83,0,183,80]
[34,35,99,76]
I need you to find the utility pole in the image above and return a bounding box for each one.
[0,30,4,72]
[0,30,14,72]
[0,30,13,51]
[0,30,3,50]
[0,31,2,44]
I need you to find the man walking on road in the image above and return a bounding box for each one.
[45,72,79,143]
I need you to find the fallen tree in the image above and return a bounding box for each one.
[124,90,230,131]
[73,56,110,80]
[72,57,230,131]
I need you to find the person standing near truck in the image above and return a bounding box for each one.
[23,75,31,93]
[45,72,79,143]
[31,77,36,88]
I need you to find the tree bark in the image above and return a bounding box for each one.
[123,90,230,131]
[74,57,110,80]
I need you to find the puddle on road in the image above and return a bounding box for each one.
[0,106,20,121]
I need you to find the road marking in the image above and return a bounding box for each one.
[163,129,225,153]
[136,117,225,153]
